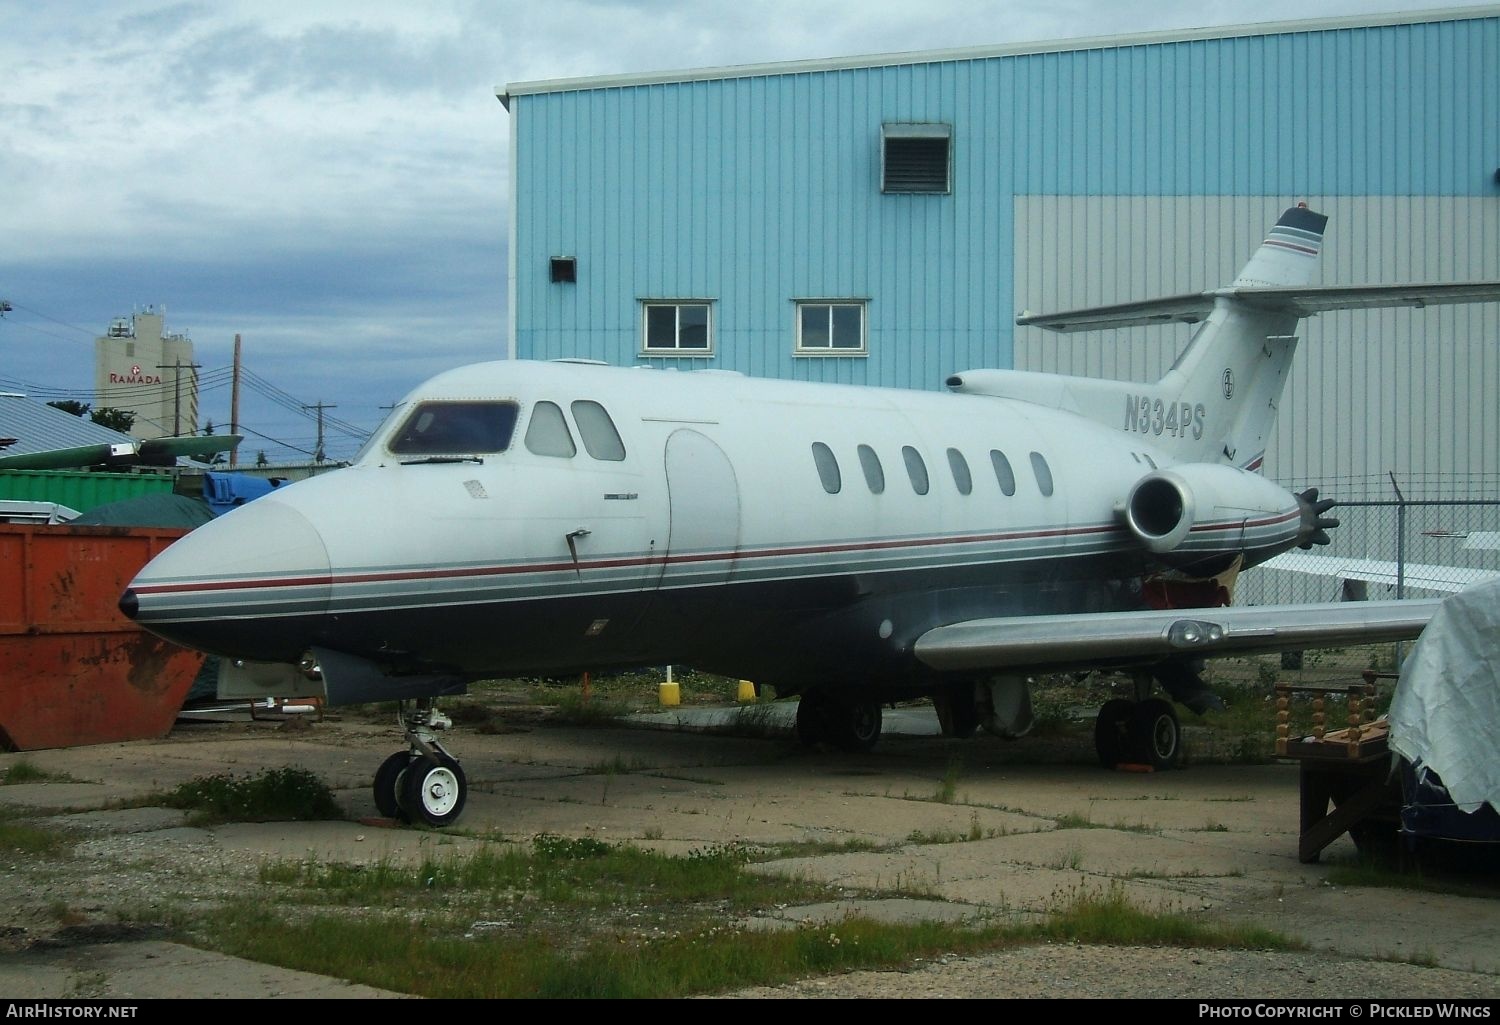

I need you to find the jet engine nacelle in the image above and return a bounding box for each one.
[1122,464,1300,562]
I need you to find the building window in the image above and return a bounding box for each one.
[902,445,929,495]
[642,301,712,355]
[796,301,866,355]
[550,257,577,283]
[857,444,885,494]
[946,448,972,495]
[812,442,841,494]
[1030,451,1054,497]
[882,123,951,194]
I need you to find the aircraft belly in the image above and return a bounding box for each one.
[300,547,1131,684]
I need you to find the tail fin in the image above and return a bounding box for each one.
[1232,205,1328,288]
[950,205,1328,469]
[953,205,1500,468]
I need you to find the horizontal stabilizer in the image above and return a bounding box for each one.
[1018,282,1500,333]
[913,599,1440,675]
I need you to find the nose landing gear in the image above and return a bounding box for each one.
[372,699,468,828]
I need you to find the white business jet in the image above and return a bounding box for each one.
[120,206,1500,826]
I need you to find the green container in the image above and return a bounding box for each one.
[0,469,174,514]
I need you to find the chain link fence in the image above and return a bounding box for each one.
[1238,499,1500,607]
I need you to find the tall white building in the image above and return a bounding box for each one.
[93,308,198,441]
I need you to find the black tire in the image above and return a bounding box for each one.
[401,754,468,828]
[1094,698,1134,768]
[830,699,882,753]
[795,692,829,748]
[934,686,980,739]
[373,750,411,820]
[1130,698,1183,770]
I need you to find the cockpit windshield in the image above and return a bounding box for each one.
[388,401,520,455]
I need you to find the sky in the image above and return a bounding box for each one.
[1,0,1490,463]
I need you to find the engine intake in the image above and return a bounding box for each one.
[1121,464,1303,566]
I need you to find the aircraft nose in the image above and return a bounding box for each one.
[121,498,334,662]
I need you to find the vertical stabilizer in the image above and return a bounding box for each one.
[957,206,1329,469]
[1159,205,1328,467]
[1232,205,1328,288]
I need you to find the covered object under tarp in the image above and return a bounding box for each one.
[1389,577,1500,841]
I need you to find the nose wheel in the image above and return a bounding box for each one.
[371,700,469,827]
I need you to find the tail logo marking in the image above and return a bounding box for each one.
[1221,368,1234,400]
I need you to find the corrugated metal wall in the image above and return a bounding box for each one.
[508,10,1500,495]
[1013,196,1500,499]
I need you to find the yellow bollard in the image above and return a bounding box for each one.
[737,679,757,703]
[658,665,680,707]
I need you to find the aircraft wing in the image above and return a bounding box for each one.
[1018,282,1500,333]
[1261,552,1500,594]
[0,442,136,471]
[912,599,1441,676]
[0,435,242,470]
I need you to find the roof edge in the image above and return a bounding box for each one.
[496,5,1499,105]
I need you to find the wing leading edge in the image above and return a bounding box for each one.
[912,599,1442,676]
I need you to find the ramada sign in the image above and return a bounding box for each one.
[110,364,163,385]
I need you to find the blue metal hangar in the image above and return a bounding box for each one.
[497,7,1499,500]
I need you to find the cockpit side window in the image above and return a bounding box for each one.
[388,401,519,454]
[524,401,578,458]
[571,400,626,461]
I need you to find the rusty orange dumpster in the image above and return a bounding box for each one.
[1,523,205,751]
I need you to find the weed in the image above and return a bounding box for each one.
[1,760,53,785]
[158,767,343,825]
[0,808,71,855]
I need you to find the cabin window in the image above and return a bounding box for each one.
[642,301,712,355]
[990,449,1016,496]
[857,444,885,494]
[795,301,866,355]
[881,123,952,194]
[812,442,841,494]
[525,401,577,458]
[902,446,929,495]
[1030,451,1054,497]
[571,400,626,461]
[947,448,972,495]
[388,401,519,455]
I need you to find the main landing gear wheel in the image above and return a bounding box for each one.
[401,754,467,828]
[795,692,883,753]
[1130,698,1183,770]
[1093,698,1134,768]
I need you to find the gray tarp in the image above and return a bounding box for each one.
[1390,577,1500,813]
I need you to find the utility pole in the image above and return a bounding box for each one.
[303,401,336,463]
[157,358,203,438]
[230,334,242,467]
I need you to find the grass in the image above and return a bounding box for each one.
[180,842,1303,998]
[1326,856,1500,898]
[1,760,52,785]
[0,806,72,856]
[154,767,345,826]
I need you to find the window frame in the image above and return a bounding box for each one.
[794,299,868,357]
[902,445,929,496]
[811,442,842,494]
[640,300,714,357]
